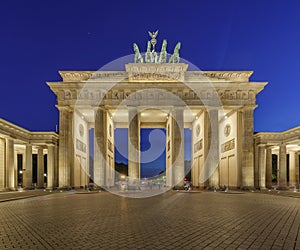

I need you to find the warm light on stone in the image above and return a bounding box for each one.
[0,60,299,192]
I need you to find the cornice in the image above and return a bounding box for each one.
[58,71,127,82]
[187,71,254,82]
[0,118,58,145]
[254,126,300,143]
[57,69,255,83]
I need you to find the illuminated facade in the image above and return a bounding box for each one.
[46,63,268,189]
[1,63,299,191]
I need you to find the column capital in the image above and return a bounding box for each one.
[93,105,106,112]
[57,106,74,112]
[287,149,298,154]
[204,106,221,112]
[5,138,14,143]
[239,105,257,112]
[127,106,140,113]
[170,106,185,112]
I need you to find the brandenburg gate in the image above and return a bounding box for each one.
[47,34,268,190]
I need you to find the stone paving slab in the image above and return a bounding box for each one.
[249,189,300,199]
[0,190,299,249]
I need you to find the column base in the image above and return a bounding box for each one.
[3,188,17,191]
[277,186,289,190]
[57,186,72,191]
[241,186,255,191]
[206,185,220,191]
[173,185,184,190]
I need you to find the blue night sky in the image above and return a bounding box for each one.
[1,1,300,176]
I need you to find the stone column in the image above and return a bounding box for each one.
[14,152,18,189]
[191,118,197,187]
[258,145,266,189]
[240,108,255,189]
[202,111,210,188]
[47,145,55,189]
[0,138,5,190]
[278,144,287,189]
[69,110,75,188]
[289,151,297,188]
[54,145,58,188]
[86,124,91,187]
[109,121,115,187]
[23,144,32,189]
[254,144,259,189]
[275,153,279,186]
[37,148,44,188]
[171,107,184,187]
[128,107,140,183]
[58,107,74,188]
[207,109,219,188]
[296,152,300,189]
[266,147,273,188]
[6,139,15,190]
[166,117,172,187]
[94,107,107,187]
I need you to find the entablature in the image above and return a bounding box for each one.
[0,118,58,146]
[48,82,266,107]
[254,126,300,146]
[57,69,255,83]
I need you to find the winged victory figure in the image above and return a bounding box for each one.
[148,30,159,52]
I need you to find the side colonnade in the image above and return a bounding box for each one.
[0,118,58,191]
[254,127,300,190]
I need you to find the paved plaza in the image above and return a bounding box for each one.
[0,190,299,250]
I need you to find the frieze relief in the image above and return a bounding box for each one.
[57,88,256,104]
[217,90,255,102]
[221,138,235,153]
[126,63,188,82]
[202,71,253,82]
[108,139,113,153]
[76,139,86,153]
[129,72,183,82]
[59,71,127,82]
[194,139,203,153]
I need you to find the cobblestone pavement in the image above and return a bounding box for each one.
[0,190,299,249]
